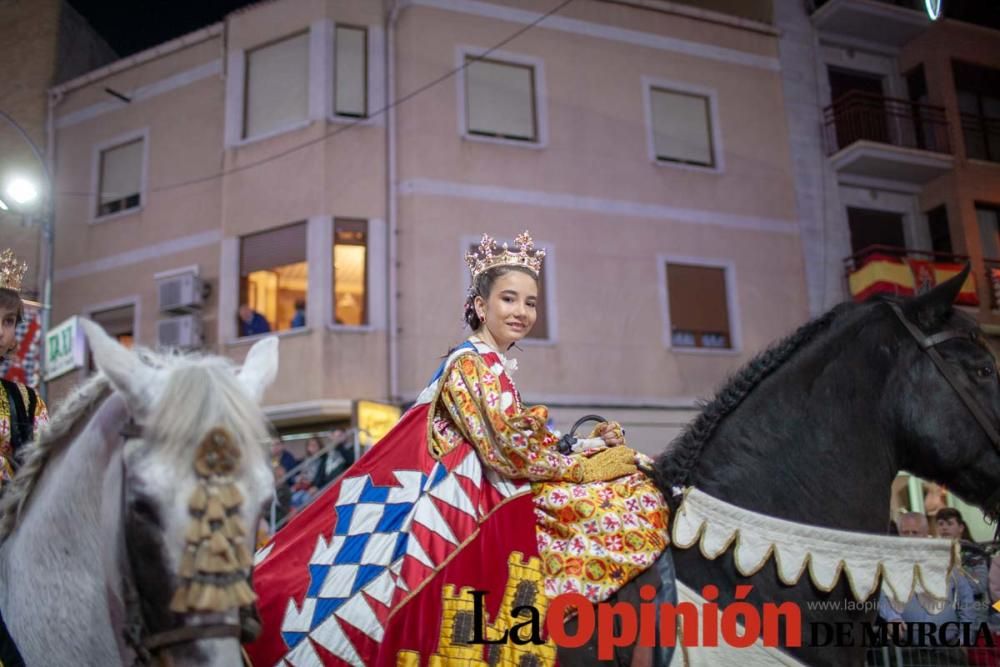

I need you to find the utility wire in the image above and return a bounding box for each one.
[51,0,576,199]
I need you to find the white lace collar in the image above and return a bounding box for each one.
[468,336,518,374]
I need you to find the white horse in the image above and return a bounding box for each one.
[0,319,278,666]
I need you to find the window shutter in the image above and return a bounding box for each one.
[651,88,713,166]
[244,32,309,138]
[334,26,367,117]
[465,58,536,140]
[99,139,143,206]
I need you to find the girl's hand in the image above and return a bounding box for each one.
[593,421,625,447]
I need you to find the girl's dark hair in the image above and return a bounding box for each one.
[463,265,538,330]
[0,288,23,326]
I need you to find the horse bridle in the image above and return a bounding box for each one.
[117,419,259,666]
[887,302,1000,454]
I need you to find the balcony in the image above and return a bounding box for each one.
[844,246,978,305]
[811,0,931,47]
[824,91,954,184]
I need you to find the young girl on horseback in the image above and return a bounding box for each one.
[443,231,670,602]
[249,231,672,666]
[0,248,47,492]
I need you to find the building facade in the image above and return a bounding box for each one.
[776,0,1000,538]
[47,0,807,456]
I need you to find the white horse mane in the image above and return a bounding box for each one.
[0,347,270,542]
[0,371,110,541]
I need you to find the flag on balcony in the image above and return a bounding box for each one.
[848,254,977,306]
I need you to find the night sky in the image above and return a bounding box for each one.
[68,0,1000,58]
[68,0,257,57]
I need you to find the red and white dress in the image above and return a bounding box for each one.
[248,337,669,666]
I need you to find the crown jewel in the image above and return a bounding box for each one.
[0,249,27,294]
[465,230,545,280]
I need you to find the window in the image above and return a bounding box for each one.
[239,222,307,334]
[666,263,731,350]
[244,32,309,139]
[466,242,549,340]
[847,207,905,255]
[334,26,367,118]
[333,220,368,326]
[649,87,715,168]
[927,205,952,255]
[464,56,537,142]
[97,138,143,217]
[978,205,1000,262]
[953,62,1000,163]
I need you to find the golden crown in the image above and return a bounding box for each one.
[0,249,27,294]
[465,230,545,280]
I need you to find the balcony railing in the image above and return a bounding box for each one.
[844,246,977,305]
[960,112,1000,163]
[823,91,951,156]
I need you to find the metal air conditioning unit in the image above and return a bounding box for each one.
[157,314,203,350]
[157,272,203,314]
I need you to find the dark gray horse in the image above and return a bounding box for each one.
[637,267,1000,667]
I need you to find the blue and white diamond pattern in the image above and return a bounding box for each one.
[278,449,526,666]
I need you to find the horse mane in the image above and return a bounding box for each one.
[0,348,270,543]
[651,305,845,508]
[141,354,270,468]
[0,372,111,541]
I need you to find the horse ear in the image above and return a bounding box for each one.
[79,318,162,419]
[237,336,278,403]
[906,263,970,328]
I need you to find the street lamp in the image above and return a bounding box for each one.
[5,177,39,206]
[0,109,53,401]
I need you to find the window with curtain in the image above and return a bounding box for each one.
[334,26,367,118]
[332,219,368,326]
[650,87,715,168]
[97,138,143,217]
[666,263,731,349]
[464,57,537,142]
[244,32,309,139]
[240,222,308,333]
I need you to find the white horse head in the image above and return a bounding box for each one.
[0,319,279,666]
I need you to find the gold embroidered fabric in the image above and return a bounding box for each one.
[0,382,48,487]
[432,351,669,603]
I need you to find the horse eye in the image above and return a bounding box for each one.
[978,366,995,379]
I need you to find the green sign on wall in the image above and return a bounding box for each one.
[44,316,85,381]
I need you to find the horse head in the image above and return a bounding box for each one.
[81,319,279,666]
[880,267,1000,522]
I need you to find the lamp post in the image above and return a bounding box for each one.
[0,109,54,401]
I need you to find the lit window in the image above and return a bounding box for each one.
[334,26,368,118]
[97,139,143,217]
[333,220,368,326]
[464,57,537,142]
[244,32,309,139]
[240,222,307,334]
[666,263,731,349]
[650,87,715,167]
